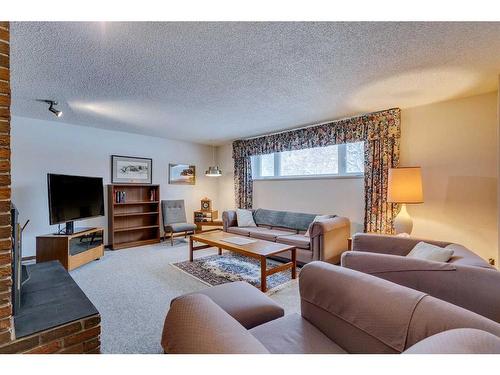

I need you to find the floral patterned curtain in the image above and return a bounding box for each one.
[232,108,400,233]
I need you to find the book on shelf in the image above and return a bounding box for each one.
[115,191,127,203]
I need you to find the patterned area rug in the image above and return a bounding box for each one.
[171,252,299,294]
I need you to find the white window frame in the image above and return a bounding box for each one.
[252,143,364,180]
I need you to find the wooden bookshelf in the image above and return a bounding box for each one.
[108,184,161,250]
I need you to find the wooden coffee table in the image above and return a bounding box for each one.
[189,230,296,292]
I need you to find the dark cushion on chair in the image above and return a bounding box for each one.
[166,223,197,233]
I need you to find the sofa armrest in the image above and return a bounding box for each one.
[403,328,500,354]
[351,233,451,256]
[222,210,238,231]
[162,294,269,354]
[309,216,350,264]
[341,251,500,323]
[341,251,456,273]
[299,261,427,353]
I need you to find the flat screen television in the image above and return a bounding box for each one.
[48,174,105,234]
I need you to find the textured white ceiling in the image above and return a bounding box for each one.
[10,22,500,145]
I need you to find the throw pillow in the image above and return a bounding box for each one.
[236,209,256,227]
[407,242,454,263]
[304,215,331,237]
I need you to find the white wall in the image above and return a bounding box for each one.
[215,143,236,212]
[12,116,218,256]
[401,91,498,264]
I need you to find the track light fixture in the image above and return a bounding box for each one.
[38,99,62,117]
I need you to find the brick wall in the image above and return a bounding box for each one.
[0,22,101,354]
[0,314,101,354]
[0,21,12,347]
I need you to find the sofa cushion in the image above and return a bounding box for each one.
[407,242,454,263]
[173,281,284,329]
[277,234,311,250]
[227,226,271,237]
[249,229,294,241]
[227,226,252,236]
[250,313,346,354]
[253,208,318,232]
[166,222,197,233]
[236,209,256,227]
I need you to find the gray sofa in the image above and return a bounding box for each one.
[162,262,500,354]
[222,208,350,264]
[342,233,500,322]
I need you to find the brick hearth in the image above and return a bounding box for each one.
[0,314,101,354]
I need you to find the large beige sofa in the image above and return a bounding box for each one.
[222,208,350,264]
[342,233,500,322]
[162,262,500,354]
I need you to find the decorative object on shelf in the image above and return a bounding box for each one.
[194,209,218,223]
[111,155,152,184]
[205,146,222,177]
[387,167,424,235]
[200,197,212,211]
[169,163,196,185]
[193,209,221,233]
[149,188,156,201]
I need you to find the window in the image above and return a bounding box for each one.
[252,142,364,179]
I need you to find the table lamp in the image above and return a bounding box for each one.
[387,167,423,234]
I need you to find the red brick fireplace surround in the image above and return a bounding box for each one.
[0,22,101,354]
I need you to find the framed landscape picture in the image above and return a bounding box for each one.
[111,155,153,184]
[169,163,196,185]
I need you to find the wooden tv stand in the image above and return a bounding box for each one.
[36,227,104,271]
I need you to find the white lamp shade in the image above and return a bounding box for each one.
[387,167,423,204]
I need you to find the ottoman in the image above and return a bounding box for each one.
[170,281,284,329]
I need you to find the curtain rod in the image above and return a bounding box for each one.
[242,107,399,141]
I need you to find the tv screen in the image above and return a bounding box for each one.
[48,174,105,225]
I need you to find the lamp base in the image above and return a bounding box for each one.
[394,204,413,235]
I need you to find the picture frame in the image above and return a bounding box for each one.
[111,155,153,184]
[168,163,196,185]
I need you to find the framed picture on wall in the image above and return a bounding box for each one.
[111,155,153,184]
[169,163,196,185]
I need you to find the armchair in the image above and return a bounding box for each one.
[162,262,500,354]
[342,233,500,322]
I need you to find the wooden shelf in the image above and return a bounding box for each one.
[114,212,159,217]
[114,201,159,205]
[36,227,105,271]
[114,225,159,233]
[111,238,160,250]
[108,184,161,250]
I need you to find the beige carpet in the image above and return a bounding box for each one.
[70,240,300,354]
